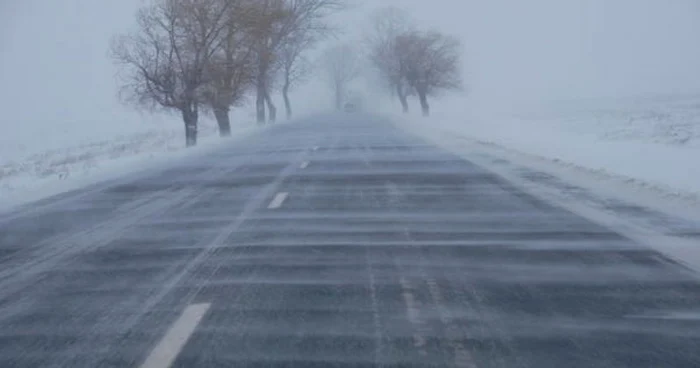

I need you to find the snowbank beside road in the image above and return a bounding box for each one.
[392,95,700,270]
[399,95,700,201]
[0,114,259,211]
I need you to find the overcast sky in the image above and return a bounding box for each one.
[2,0,700,128]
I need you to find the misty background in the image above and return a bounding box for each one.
[2,0,700,128]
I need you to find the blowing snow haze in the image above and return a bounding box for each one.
[2,0,700,125]
[4,1,700,367]
[358,0,700,108]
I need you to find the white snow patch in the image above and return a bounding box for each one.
[390,95,700,212]
[442,99,698,197]
[0,112,263,212]
[388,95,700,271]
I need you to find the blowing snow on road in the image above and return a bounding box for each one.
[5,0,700,367]
[1,116,700,367]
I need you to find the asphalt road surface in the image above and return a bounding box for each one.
[1,114,700,368]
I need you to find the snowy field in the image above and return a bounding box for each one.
[0,112,259,211]
[394,95,700,270]
[401,95,700,201]
[4,93,700,218]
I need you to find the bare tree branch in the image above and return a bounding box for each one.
[394,29,463,116]
[366,6,415,112]
[111,0,232,146]
[202,0,258,136]
[245,0,346,123]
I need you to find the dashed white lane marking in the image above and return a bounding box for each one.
[267,192,289,209]
[140,303,211,368]
[300,161,309,169]
[313,146,319,151]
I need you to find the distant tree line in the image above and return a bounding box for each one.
[111,0,343,146]
[317,7,462,116]
[111,2,462,147]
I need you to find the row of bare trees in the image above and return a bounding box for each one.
[111,0,343,146]
[366,7,462,116]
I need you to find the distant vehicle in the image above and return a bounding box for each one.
[344,102,358,112]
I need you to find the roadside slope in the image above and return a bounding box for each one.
[0,114,260,211]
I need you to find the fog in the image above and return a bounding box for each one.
[2,0,700,128]
[0,0,152,128]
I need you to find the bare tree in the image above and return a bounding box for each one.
[111,0,231,146]
[366,7,414,113]
[322,44,361,110]
[246,0,344,124]
[203,0,257,136]
[244,0,283,124]
[279,32,313,119]
[396,30,462,116]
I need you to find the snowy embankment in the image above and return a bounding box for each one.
[0,115,257,210]
[395,95,700,270]
[401,95,700,202]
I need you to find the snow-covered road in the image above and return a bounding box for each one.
[1,114,699,367]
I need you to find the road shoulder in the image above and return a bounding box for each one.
[394,117,700,272]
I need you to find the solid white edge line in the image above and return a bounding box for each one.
[300,161,309,169]
[267,192,289,209]
[140,303,211,368]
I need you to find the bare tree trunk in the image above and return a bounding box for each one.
[182,106,198,147]
[265,89,276,123]
[213,105,231,137]
[256,86,266,124]
[283,84,292,120]
[256,64,267,124]
[417,88,430,117]
[397,84,409,113]
[335,83,343,110]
